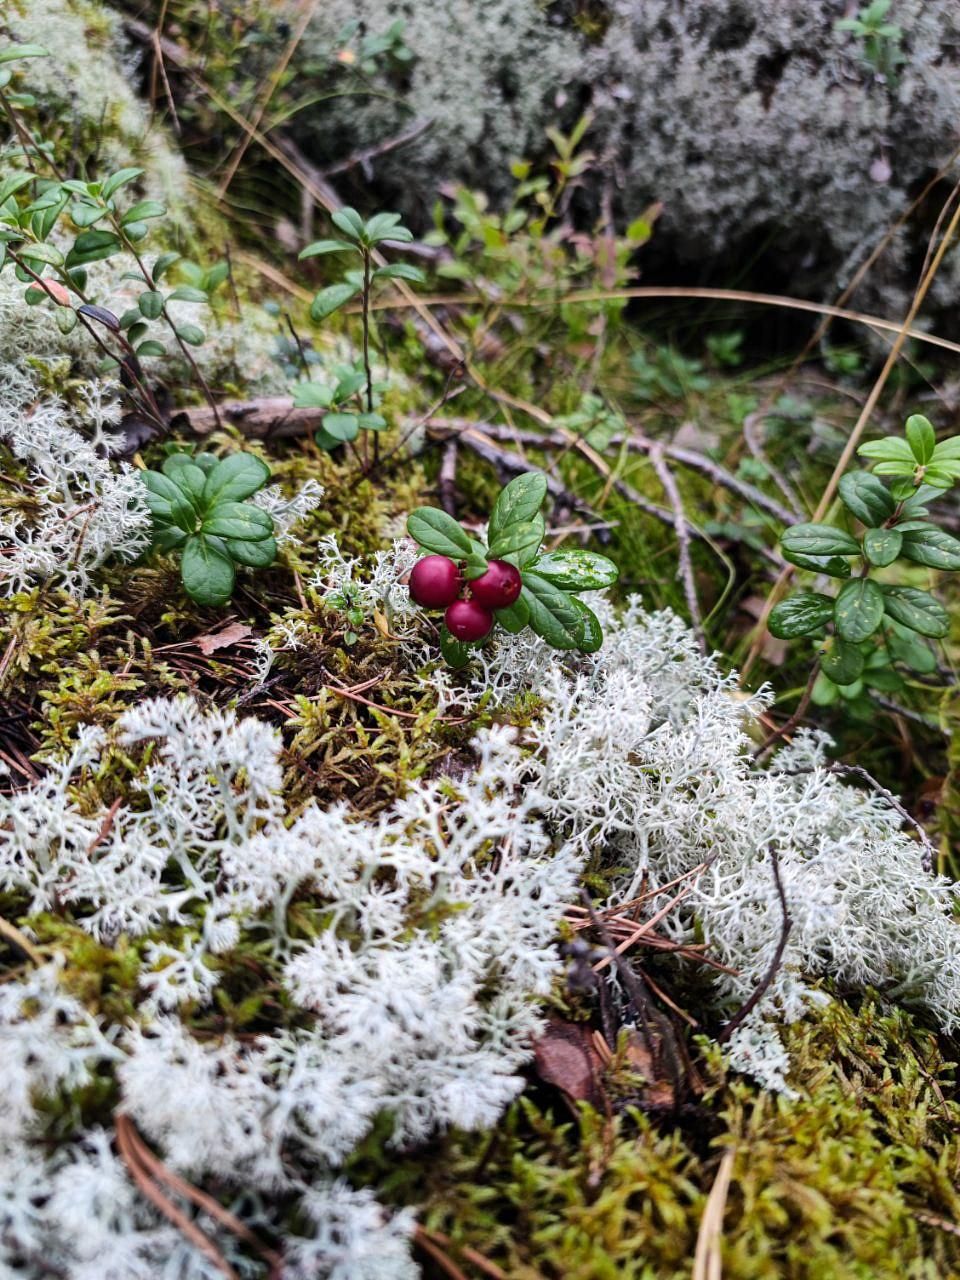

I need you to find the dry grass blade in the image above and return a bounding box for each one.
[693,1148,736,1280]
[649,442,704,651]
[0,915,44,965]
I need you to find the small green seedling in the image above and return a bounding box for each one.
[141,452,276,607]
[405,472,619,667]
[298,208,424,454]
[769,413,960,712]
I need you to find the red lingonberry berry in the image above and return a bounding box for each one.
[408,555,462,608]
[444,598,494,642]
[469,559,522,610]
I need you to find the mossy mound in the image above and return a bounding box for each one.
[356,998,960,1279]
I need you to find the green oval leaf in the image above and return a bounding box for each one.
[310,281,361,321]
[494,595,530,634]
[882,586,949,638]
[321,412,360,443]
[905,414,936,465]
[571,597,604,653]
[886,629,937,674]
[899,528,960,571]
[781,523,861,559]
[406,508,473,558]
[529,549,619,591]
[780,551,852,579]
[487,519,544,563]
[488,472,548,545]
[180,534,236,606]
[520,573,584,650]
[226,535,276,567]
[819,635,865,685]
[138,289,164,320]
[858,437,915,464]
[202,453,270,506]
[837,472,895,527]
[439,624,472,669]
[862,527,902,567]
[202,501,273,541]
[834,578,884,642]
[767,592,835,639]
[141,470,196,532]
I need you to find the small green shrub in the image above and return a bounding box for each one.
[770,413,960,711]
[140,452,276,606]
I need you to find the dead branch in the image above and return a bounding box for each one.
[649,442,705,651]
[716,847,792,1044]
[776,761,937,873]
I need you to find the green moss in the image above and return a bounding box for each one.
[344,998,960,1279]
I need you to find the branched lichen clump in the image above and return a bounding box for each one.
[0,693,579,1275]
[2,587,959,1273]
[0,364,151,597]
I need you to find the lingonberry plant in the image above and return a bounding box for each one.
[0,44,226,432]
[770,413,960,712]
[140,453,276,607]
[295,208,424,455]
[406,472,619,666]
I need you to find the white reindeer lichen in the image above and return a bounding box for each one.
[1,593,958,1273]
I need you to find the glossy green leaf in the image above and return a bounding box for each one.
[834,578,884,642]
[781,522,861,561]
[439,624,472,669]
[406,507,473,558]
[121,200,165,225]
[292,382,333,409]
[19,241,63,267]
[372,262,425,283]
[299,238,356,258]
[181,534,236,606]
[310,281,361,321]
[202,453,270,505]
[176,323,204,346]
[0,44,49,65]
[487,519,543,563]
[837,471,895,526]
[138,289,163,319]
[495,595,530,634]
[881,586,949,637]
[899,528,960,571]
[905,414,936,464]
[101,168,144,200]
[857,437,915,464]
[571,597,604,653]
[330,208,365,240]
[781,551,852,578]
[65,228,121,267]
[225,535,276,567]
[321,412,360,443]
[488,472,548,545]
[528,549,619,591]
[521,573,584,649]
[202,501,273,541]
[886,629,937,674]
[863,527,902,567]
[811,671,839,707]
[819,635,865,685]
[767,592,835,639]
[141,470,195,531]
[136,339,165,357]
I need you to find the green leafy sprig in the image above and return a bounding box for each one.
[769,414,960,711]
[406,472,619,667]
[141,453,275,607]
[297,208,424,455]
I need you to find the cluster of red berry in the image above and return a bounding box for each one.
[408,555,522,642]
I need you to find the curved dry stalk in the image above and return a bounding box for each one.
[649,442,705,651]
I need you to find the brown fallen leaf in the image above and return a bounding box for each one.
[194,622,254,656]
[533,1017,605,1106]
